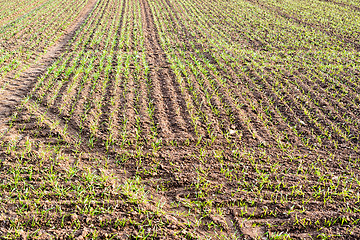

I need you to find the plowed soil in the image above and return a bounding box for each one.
[0,0,359,239]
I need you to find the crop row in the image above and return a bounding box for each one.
[0,0,359,238]
[0,0,91,92]
[148,0,360,153]
[0,0,48,27]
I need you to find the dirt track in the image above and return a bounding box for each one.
[0,0,98,132]
[0,0,359,238]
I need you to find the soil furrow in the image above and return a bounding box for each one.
[245,0,360,50]
[0,0,98,131]
[140,0,195,141]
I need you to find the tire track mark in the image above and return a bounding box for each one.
[140,0,193,141]
[0,0,99,132]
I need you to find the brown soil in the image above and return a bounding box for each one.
[0,0,359,239]
[245,0,360,51]
[0,0,98,131]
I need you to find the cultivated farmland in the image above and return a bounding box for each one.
[0,0,359,238]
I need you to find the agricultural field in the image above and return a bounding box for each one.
[0,0,359,238]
